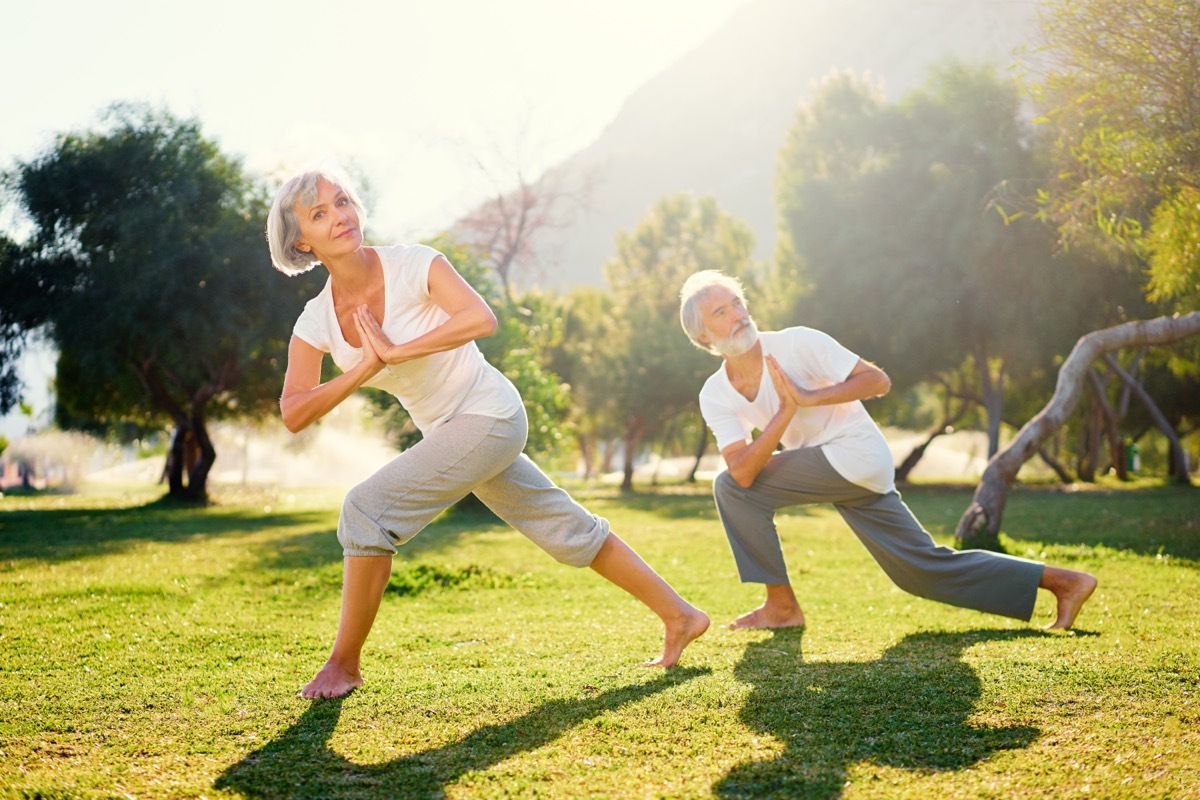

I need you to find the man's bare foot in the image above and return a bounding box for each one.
[728,603,806,630]
[1042,568,1098,630]
[299,660,363,699]
[645,606,711,667]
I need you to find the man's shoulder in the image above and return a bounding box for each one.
[699,364,732,398]
[763,326,839,350]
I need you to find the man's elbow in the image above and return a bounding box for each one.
[728,466,757,489]
[875,372,892,397]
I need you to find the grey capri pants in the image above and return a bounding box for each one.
[713,447,1044,621]
[338,406,610,567]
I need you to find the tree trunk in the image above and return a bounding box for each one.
[576,432,596,480]
[688,426,709,483]
[1104,354,1192,485]
[1088,367,1128,480]
[1037,445,1075,484]
[955,313,1200,550]
[182,398,216,503]
[621,417,644,492]
[164,423,189,496]
[976,352,1005,458]
[895,405,967,483]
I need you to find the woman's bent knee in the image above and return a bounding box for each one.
[337,483,397,556]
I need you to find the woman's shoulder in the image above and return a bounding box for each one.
[374,243,443,271]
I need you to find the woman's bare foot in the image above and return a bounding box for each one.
[299,659,363,699]
[1041,567,1098,630]
[728,602,806,630]
[645,606,710,667]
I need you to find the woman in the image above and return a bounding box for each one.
[267,167,709,699]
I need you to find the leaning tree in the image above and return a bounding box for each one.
[954,0,1200,548]
[0,103,321,501]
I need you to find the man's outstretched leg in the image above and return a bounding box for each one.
[300,555,392,699]
[1040,565,1098,630]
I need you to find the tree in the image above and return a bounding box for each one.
[449,123,594,300]
[0,104,320,502]
[604,193,757,491]
[547,286,625,479]
[775,65,1126,462]
[956,313,1200,549]
[0,233,32,413]
[954,0,1200,546]
[1032,0,1200,311]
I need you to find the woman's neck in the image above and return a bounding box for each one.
[324,246,377,293]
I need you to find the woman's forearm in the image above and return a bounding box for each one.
[281,359,381,433]
[380,305,497,365]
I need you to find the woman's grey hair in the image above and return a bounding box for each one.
[679,269,749,354]
[266,166,368,275]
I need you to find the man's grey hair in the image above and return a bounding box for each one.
[679,269,749,354]
[266,165,368,276]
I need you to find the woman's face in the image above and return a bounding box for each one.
[294,178,363,262]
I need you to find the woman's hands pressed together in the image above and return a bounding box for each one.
[354,305,398,367]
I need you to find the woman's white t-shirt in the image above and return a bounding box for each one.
[292,244,521,434]
[698,327,895,494]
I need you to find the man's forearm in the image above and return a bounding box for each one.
[726,408,795,488]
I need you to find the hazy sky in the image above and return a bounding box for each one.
[1,0,747,436]
[4,0,747,240]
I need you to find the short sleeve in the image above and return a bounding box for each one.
[292,296,330,351]
[789,327,860,384]
[700,383,751,453]
[388,244,443,302]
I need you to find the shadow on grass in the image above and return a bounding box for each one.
[252,503,516,573]
[0,502,331,564]
[716,628,1042,799]
[213,667,708,799]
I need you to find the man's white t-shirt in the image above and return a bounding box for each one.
[698,327,895,494]
[292,244,521,434]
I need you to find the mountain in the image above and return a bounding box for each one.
[515,0,1044,289]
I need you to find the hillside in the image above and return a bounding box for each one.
[511,0,1044,288]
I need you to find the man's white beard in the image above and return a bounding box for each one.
[711,319,759,358]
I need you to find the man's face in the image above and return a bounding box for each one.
[699,287,758,358]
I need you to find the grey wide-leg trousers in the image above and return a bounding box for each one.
[712,447,1044,621]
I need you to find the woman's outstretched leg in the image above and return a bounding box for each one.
[300,555,392,699]
[588,533,710,667]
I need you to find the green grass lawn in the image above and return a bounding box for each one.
[1,480,1198,799]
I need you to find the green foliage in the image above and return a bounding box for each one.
[1,484,1198,798]
[364,233,573,465]
[547,287,625,475]
[0,103,323,497]
[775,62,1146,454]
[1033,0,1200,309]
[604,193,757,486]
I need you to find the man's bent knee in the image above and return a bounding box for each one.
[713,470,752,506]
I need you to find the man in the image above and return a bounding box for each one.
[678,269,1096,630]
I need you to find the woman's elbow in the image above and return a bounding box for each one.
[477,308,499,338]
[279,401,309,434]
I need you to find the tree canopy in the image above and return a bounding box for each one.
[604,193,757,490]
[0,104,320,500]
[775,63,1134,457]
[1033,0,1200,310]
